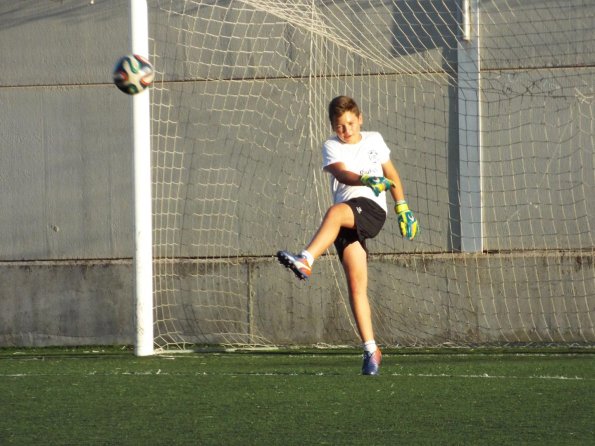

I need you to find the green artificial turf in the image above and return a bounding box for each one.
[0,348,593,445]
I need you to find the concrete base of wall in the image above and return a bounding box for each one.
[1,252,593,348]
[0,260,134,347]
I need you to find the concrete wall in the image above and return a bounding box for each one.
[0,1,135,346]
[0,1,132,260]
[0,0,593,348]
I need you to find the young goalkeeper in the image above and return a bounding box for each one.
[277,95,418,376]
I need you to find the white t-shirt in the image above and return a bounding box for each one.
[322,131,391,212]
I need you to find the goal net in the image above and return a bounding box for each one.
[147,0,595,351]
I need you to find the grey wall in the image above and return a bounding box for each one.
[0,0,593,348]
[0,1,132,260]
[0,1,136,345]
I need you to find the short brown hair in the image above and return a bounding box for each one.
[328,96,360,124]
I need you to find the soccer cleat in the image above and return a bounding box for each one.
[276,250,312,280]
[362,349,382,376]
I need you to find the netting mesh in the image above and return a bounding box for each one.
[148,0,595,350]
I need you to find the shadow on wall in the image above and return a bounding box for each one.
[389,0,462,251]
[389,0,460,69]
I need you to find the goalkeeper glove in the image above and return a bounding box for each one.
[395,200,418,240]
[360,174,395,197]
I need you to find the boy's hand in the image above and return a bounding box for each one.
[395,201,418,240]
[360,174,395,197]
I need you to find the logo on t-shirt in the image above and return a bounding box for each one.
[368,150,379,163]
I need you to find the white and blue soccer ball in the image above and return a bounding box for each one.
[113,54,154,95]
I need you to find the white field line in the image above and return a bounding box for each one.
[389,372,589,380]
[1,371,591,380]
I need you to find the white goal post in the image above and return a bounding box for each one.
[131,0,154,356]
[133,0,595,354]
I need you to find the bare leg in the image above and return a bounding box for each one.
[305,203,355,259]
[277,203,355,281]
[340,240,374,343]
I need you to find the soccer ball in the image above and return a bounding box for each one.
[113,54,154,95]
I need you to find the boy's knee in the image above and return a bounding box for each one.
[327,202,352,219]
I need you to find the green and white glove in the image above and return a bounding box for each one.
[395,200,418,240]
[360,174,395,197]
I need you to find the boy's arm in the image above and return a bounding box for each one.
[381,160,405,204]
[324,162,363,186]
[327,161,399,196]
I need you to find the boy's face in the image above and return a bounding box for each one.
[332,111,363,144]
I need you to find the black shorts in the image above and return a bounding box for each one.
[334,197,387,261]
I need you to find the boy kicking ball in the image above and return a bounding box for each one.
[277,96,418,376]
